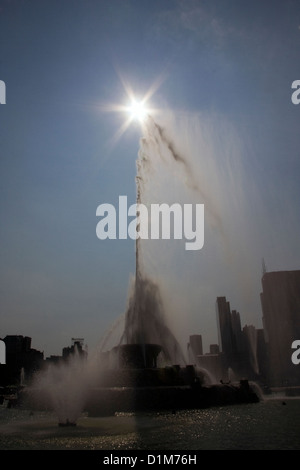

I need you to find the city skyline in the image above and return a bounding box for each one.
[2,267,300,393]
[2,266,298,361]
[1,1,300,357]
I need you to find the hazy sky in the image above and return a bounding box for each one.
[0,0,300,357]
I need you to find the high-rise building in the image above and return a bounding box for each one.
[62,338,87,360]
[209,344,220,355]
[260,270,300,386]
[189,335,203,356]
[243,325,259,376]
[216,297,260,380]
[4,335,31,353]
[231,310,244,353]
[216,297,234,359]
[256,328,268,382]
[197,353,224,382]
[0,335,43,386]
[187,335,203,363]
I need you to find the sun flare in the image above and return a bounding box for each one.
[127,99,148,122]
[100,69,166,147]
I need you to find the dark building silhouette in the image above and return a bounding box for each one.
[44,339,88,368]
[190,335,203,356]
[188,335,203,363]
[243,325,259,377]
[256,328,269,383]
[197,352,224,382]
[62,339,87,361]
[187,334,226,382]
[209,344,219,355]
[45,355,62,365]
[231,310,244,353]
[0,335,43,386]
[260,270,300,386]
[215,297,266,381]
[216,297,234,360]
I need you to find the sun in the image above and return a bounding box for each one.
[126,99,148,122]
[98,68,167,146]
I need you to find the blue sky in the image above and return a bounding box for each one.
[0,0,300,357]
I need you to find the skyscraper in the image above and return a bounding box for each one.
[243,325,259,376]
[231,310,244,353]
[188,335,203,363]
[216,296,260,380]
[216,297,234,360]
[260,270,300,386]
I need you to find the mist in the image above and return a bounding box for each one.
[98,106,300,357]
[129,108,299,354]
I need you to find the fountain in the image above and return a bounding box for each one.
[85,114,259,415]
[23,342,88,426]
[21,113,259,421]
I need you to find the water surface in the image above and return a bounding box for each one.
[0,398,299,450]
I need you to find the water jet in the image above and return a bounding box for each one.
[22,113,259,421]
[86,114,259,415]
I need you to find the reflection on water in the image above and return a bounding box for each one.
[0,399,300,450]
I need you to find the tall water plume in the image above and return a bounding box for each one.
[118,115,191,364]
[111,111,243,363]
[130,110,264,353]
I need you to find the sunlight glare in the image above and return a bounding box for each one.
[127,99,148,122]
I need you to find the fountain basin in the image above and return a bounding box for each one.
[85,380,259,416]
